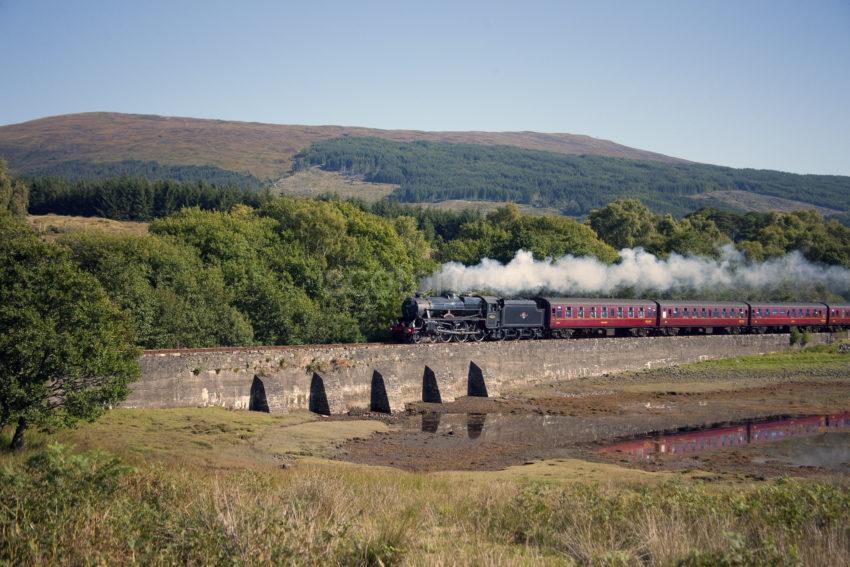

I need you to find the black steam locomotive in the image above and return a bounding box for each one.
[390,293,850,343]
[391,294,545,342]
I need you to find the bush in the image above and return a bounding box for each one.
[790,326,802,345]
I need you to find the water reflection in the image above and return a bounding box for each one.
[414,412,572,444]
[421,412,441,433]
[600,412,850,462]
[467,413,486,439]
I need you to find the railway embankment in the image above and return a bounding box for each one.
[124,333,832,414]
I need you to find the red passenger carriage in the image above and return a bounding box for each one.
[827,305,850,329]
[748,302,827,332]
[657,300,748,335]
[538,297,657,338]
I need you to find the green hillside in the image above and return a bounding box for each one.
[297,137,850,216]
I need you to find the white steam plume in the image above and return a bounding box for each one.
[420,246,850,297]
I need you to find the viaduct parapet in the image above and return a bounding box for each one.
[124,334,819,414]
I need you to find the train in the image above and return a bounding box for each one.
[390,294,850,343]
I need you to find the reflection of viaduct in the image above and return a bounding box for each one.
[124,334,827,414]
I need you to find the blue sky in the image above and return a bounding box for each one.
[1,0,848,174]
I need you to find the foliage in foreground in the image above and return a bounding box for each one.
[1,444,848,566]
[0,213,139,448]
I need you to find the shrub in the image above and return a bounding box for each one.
[790,326,802,345]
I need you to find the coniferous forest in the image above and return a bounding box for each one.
[296,137,850,216]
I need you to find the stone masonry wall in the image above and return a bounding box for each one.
[124,334,823,414]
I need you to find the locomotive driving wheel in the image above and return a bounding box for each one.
[471,327,486,341]
[435,325,452,342]
[453,322,469,342]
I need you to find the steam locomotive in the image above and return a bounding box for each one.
[390,294,850,343]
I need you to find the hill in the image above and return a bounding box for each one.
[297,137,850,216]
[0,112,683,181]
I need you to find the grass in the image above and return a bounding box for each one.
[682,342,850,372]
[415,199,564,217]
[27,214,149,241]
[1,442,848,566]
[43,408,388,469]
[271,167,397,202]
[691,189,842,215]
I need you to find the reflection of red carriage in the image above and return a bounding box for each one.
[600,413,850,461]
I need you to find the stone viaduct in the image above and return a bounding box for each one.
[124,334,820,414]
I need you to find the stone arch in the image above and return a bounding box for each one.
[370,370,391,414]
[249,375,270,413]
[422,366,442,404]
[309,372,331,415]
[467,361,488,398]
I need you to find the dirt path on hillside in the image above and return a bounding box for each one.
[334,365,850,477]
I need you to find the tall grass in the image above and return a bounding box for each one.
[2,444,849,565]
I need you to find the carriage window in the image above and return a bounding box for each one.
[713,308,720,317]
[617,307,623,317]
[566,306,573,318]
[780,309,786,315]
[628,307,634,317]
[806,309,811,316]
[673,307,679,316]
[740,308,745,316]
[639,306,645,317]
[590,307,596,317]
[756,308,761,316]
[683,308,689,318]
[722,308,728,317]
[602,306,608,317]
[578,307,584,318]
[772,308,778,315]
[556,306,563,319]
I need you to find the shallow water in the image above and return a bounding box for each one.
[406,411,850,469]
[599,411,850,466]
[752,432,850,471]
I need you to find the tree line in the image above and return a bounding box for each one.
[26,159,263,188]
[26,176,269,220]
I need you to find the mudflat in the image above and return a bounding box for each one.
[335,353,850,477]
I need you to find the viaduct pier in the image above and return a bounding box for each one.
[124,334,821,414]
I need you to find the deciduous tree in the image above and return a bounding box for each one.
[0,213,139,450]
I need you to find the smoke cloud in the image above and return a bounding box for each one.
[420,246,850,298]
